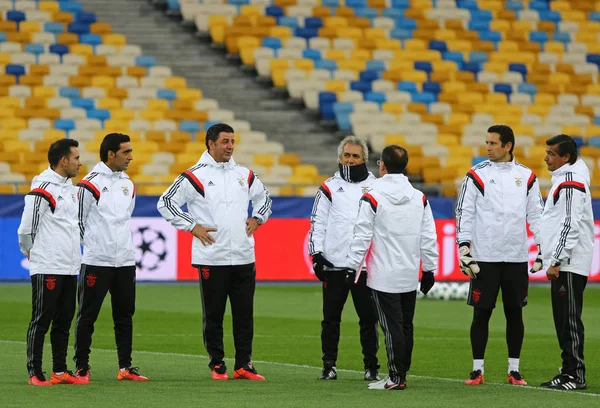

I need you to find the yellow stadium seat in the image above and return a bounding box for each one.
[490,20,511,32]
[165,77,187,89]
[19,21,40,34]
[293,164,319,179]
[44,129,66,141]
[91,76,116,89]
[404,39,427,51]
[549,73,571,86]
[240,5,261,16]
[442,81,466,93]
[498,41,519,52]
[562,125,584,136]
[57,32,79,45]
[38,1,59,12]
[534,93,557,105]
[176,88,202,101]
[527,105,551,116]
[486,93,507,104]
[70,44,94,56]
[253,154,276,167]
[364,28,387,41]
[294,58,315,71]
[325,80,347,92]
[278,153,301,167]
[1,118,27,130]
[382,103,404,115]
[584,126,600,138]
[434,29,456,41]
[147,99,170,112]
[104,34,127,46]
[4,140,31,152]
[337,59,365,72]
[336,27,362,40]
[387,60,413,72]
[446,113,470,126]
[104,120,130,132]
[97,98,121,109]
[324,49,346,61]
[483,62,507,73]
[270,26,293,39]
[457,92,484,105]
[400,71,427,83]
[139,110,163,121]
[90,22,112,35]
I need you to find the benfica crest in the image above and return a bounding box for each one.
[361,185,370,193]
[86,273,97,288]
[201,267,210,280]
[472,289,481,303]
[237,177,245,187]
[121,185,130,196]
[515,177,522,187]
[45,276,56,291]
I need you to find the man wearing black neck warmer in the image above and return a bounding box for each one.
[308,136,380,382]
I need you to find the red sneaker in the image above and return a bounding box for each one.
[75,367,91,384]
[210,364,229,380]
[117,367,149,381]
[234,364,265,381]
[51,371,86,384]
[28,373,52,386]
[465,370,484,385]
[508,371,527,385]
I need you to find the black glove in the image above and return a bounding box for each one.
[420,271,435,295]
[344,269,356,286]
[312,252,334,282]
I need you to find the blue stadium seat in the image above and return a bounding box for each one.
[322,0,340,6]
[44,22,64,34]
[59,87,80,99]
[315,59,337,71]
[60,2,84,13]
[538,11,561,22]
[586,54,600,68]
[203,121,220,131]
[49,44,69,57]
[336,112,352,131]
[429,40,447,53]
[365,91,386,104]
[590,12,600,22]
[529,1,549,11]
[265,6,284,17]
[6,11,26,24]
[458,0,479,10]
[390,28,413,41]
[509,63,527,76]
[0,32,6,42]
[397,81,417,93]
[318,91,337,108]
[505,1,523,12]
[24,44,45,56]
[469,51,488,63]
[443,51,464,65]
[589,137,600,148]
[395,18,417,30]
[517,83,537,95]
[366,60,385,72]
[320,97,336,120]
[350,80,371,93]
[304,17,322,29]
[302,49,321,61]
[136,55,156,68]
[68,22,90,35]
[157,89,177,101]
[529,31,548,44]
[262,37,282,50]
[278,16,298,30]
[87,109,110,121]
[180,121,201,134]
[333,102,354,115]
[5,64,25,78]
[359,71,379,82]
[493,83,512,96]
[355,8,377,18]
[80,34,102,46]
[422,81,441,95]
[468,20,489,32]
[346,0,366,8]
[472,156,487,166]
[553,32,570,44]
[296,27,318,39]
[479,31,501,43]
[391,0,410,9]
[54,119,75,133]
[595,117,600,126]
[412,92,436,104]
[75,11,97,24]
[463,62,482,74]
[572,136,584,147]
[382,9,404,19]
[166,0,180,11]
[470,10,492,21]
[414,61,432,73]
[229,0,250,5]
[71,98,94,110]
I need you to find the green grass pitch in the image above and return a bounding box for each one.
[1,283,599,407]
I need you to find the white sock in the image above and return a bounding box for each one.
[508,358,520,373]
[54,371,64,375]
[473,359,484,373]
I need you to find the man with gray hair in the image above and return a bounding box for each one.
[308,135,380,381]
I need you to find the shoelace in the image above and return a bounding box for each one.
[127,367,142,376]
[469,370,482,379]
[33,372,47,382]
[509,371,523,380]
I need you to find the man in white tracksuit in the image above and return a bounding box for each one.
[18,138,83,386]
[455,125,544,386]
[157,123,272,381]
[308,135,380,382]
[538,134,593,391]
[74,133,148,383]
[346,145,438,390]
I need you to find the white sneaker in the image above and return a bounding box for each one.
[368,376,405,390]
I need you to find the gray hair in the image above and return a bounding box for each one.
[337,135,369,161]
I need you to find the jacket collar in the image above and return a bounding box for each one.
[198,151,236,169]
[92,162,129,179]
[36,167,72,185]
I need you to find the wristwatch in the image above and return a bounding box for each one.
[550,259,561,267]
[252,216,263,225]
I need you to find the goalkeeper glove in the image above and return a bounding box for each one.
[312,252,334,282]
[420,271,435,295]
[530,246,543,273]
[459,243,480,279]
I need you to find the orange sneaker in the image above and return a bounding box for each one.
[28,373,52,386]
[75,367,91,384]
[234,364,265,381]
[210,363,229,380]
[117,367,149,381]
[508,371,527,385]
[465,370,484,385]
[51,371,86,384]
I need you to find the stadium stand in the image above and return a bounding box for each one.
[163,0,600,198]
[0,0,331,197]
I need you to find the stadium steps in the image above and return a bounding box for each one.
[77,0,340,174]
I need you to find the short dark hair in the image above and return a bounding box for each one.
[546,134,578,165]
[205,123,234,150]
[100,133,130,162]
[381,144,408,174]
[48,138,79,169]
[487,124,515,155]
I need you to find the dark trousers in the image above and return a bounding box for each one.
[321,272,379,369]
[74,264,136,369]
[371,289,416,382]
[26,274,77,376]
[197,263,255,370]
[551,271,587,383]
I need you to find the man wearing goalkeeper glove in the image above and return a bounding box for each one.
[308,136,380,382]
[455,125,543,386]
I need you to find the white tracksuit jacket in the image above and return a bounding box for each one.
[308,171,377,267]
[78,162,136,268]
[17,168,81,276]
[540,159,594,277]
[157,151,272,266]
[455,159,544,262]
[346,174,439,294]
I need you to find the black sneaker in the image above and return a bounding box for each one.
[364,367,381,381]
[545,374,587,390]
[317,365,337,380]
